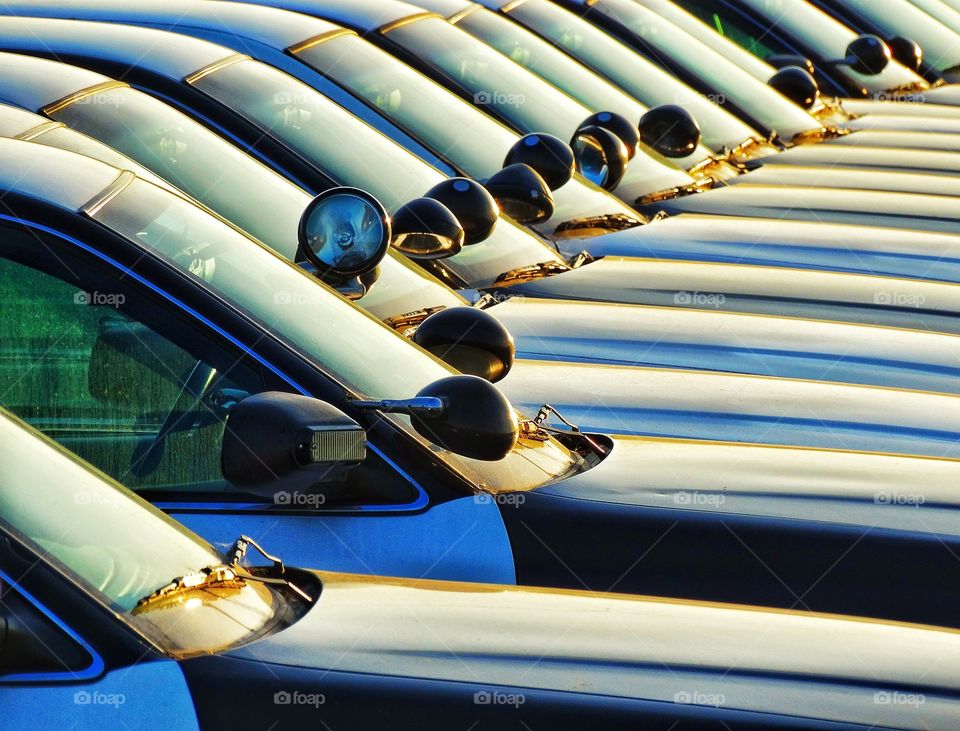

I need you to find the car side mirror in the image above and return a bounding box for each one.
[425,178,499,245]
[484,163,554,224]
[571,124,629,191]
[639,105,701,158]
[830,35,890,75]
[887,36,923,73]
[298,187,390,298]
[504,133,575,191]
[391,197,464,259]
[413,307,515,383]
[769,66,820,110]
[765,54,816,77]
[222,392,367,497]
[578,111,640,160]
[352,375,518,461]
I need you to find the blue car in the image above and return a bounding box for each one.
[4,138,960,629]
[6,408,960,729]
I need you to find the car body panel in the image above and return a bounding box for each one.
[502,359,960,457]
[766,143,960,175]
[213,569,960,728]
[729,164,960,197]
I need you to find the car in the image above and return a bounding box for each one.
[6,138,960,628]
[7,407,960,730]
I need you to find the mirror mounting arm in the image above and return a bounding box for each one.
[350,396,446,418]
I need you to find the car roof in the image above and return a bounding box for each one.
[0,0,342,50]
[0,99,54,136]
[0,50,108,111]
[0,135,121,210]
[230,0,428,33]
[0,15,234,80]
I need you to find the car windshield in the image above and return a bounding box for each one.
[588,0,822,139]
[189,56,564,288]
[382,15,697,196]
[291,30,640,231]
[830,0,960,75]
[451,7,648,131]
[504,0,759,152]
[41,82,460,319]
[88,175,579,490]
[733,0,931,92]
[0,411,283,655]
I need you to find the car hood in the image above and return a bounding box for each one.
[543,434,960,535]
[501,360,960,458]
[843,113,960,136]
[826,128,960,153]
[731,165,960,199]
[223,570,960,727]
[551,215,960,284]
[648,184,960,235]
[761,143,960,176]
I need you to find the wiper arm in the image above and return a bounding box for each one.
[134,535,311,613]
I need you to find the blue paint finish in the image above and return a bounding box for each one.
[175,495,516,584]
[0,661,198,731]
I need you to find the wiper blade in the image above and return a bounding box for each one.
[553,212,644,237]
[134,535,311,613]
[494,260,570,285]
[134,564,245,613]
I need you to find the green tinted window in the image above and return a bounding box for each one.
[0,257,237,492]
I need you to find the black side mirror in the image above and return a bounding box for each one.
[504,133,575,191]
[831,35,890,75]
[765,54,816,77]
[578,110,640,160]
[571,125,629,191]
[298,187,390,297]
[887,36,923,73]
[425,178,499,245]
[484,163,554,224]
[352,375,518,461]
[391,197,464,260]
[769,66,820,110]
[413,307,515,383]
[222,392,366,497]
[639,105,701,158]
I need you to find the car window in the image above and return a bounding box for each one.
[0,256,248,493]
[48,85,308,260]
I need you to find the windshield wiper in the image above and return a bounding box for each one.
[134,535,311,613]
[553,212,644,237]
[494,259,571,285]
